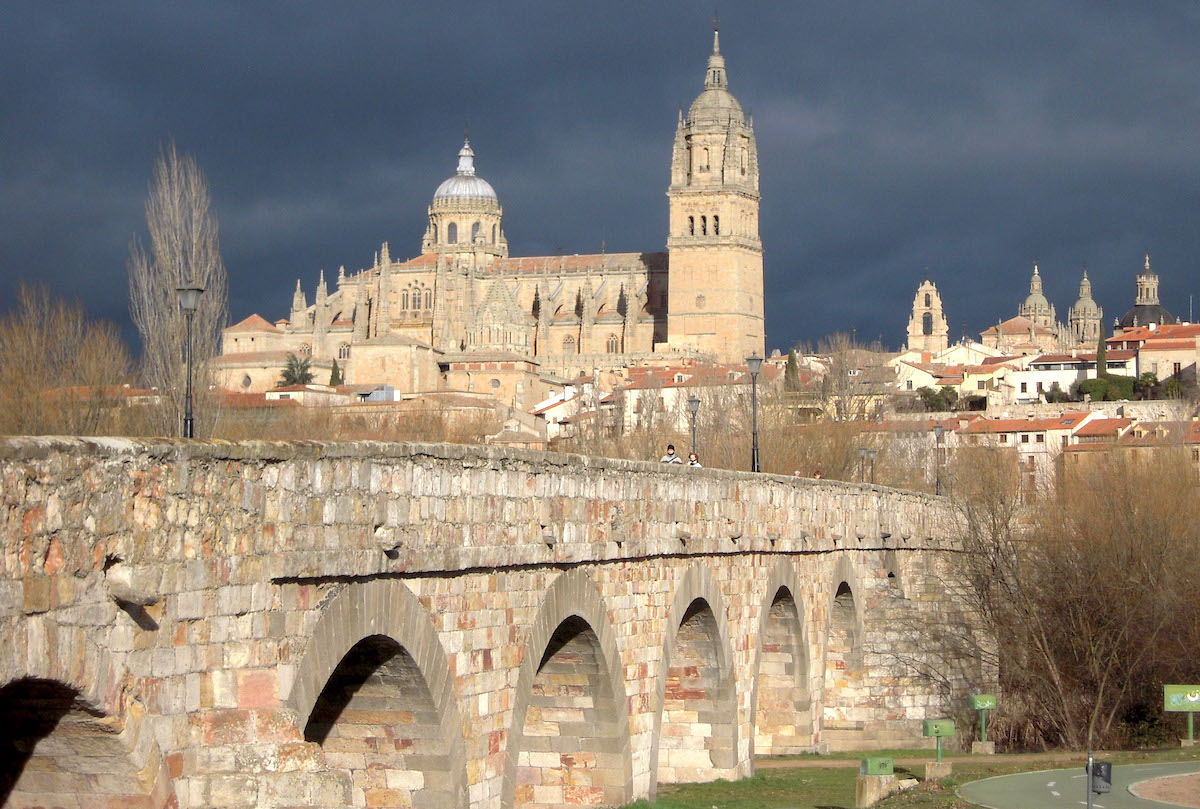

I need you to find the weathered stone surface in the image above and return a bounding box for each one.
[0,438,991,809]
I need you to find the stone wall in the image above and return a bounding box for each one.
[0,438,991,809]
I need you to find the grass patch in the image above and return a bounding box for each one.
[618,747,1200,809]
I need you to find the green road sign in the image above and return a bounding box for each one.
[969,694,997,710]
[1163,685,1200,712]
[922,719,956,737]
[860,757,894,775]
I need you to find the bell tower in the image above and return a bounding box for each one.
[665,23,764,362]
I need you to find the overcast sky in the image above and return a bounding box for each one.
[3,2,1199,354]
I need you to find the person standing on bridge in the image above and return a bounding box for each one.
[660,444,683,464]
[687,452,702,468]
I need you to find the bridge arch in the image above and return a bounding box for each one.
[650,562,738,793]
[502,568,632,809]
[749,558,815,760]
[0,617,177,808]
[822,555,868,743]
[286,578,467,809]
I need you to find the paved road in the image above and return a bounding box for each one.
[959,761,1200,809]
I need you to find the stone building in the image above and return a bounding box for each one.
[217,28,765,403]
[905,279,949,354]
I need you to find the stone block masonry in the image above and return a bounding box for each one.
[0,438,993,808]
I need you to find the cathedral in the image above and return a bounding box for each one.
[218,28,765,407]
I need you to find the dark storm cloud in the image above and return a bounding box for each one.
[3,1,1199,352]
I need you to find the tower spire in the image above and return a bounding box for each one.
[712,11,720,53]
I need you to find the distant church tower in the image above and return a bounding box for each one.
[1017,263,1057,328]
[1067,267,1102,345]
[666,23,764,363]
[906,279,949,353]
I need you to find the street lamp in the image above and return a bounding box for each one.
[932,424,945,495]
[687,394,700,455]
[176,283,205,438]
[867,448,877,485]
[746,355,762,472]
[858,446,867,482]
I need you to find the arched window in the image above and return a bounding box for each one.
[701,216,707,236]
[431,223,438,242]
[299,343,311,356]
[471,221,481,242]
[606,334,619,353]
[562,335,575,354]
[688,216,694,236]
[702,147,710,170]
[338,343,350,360]
[424,289,432,309]
[447,222,457,244]
[713,215,719,235]
[492,224,497,243]
[400,290,409,310]
[922,312,933,336]
[740,149,747,175]
[925,293,931,307]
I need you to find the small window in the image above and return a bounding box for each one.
[425,290,432,309]
[606,334,619,353]
[401,291,409,310]
[1021,434,1030,443]
[299,343,311,356]
[447,222,457,244]
[490,378,500,389]
[241,374,252,389]
[562,335,575,353]
[925,293,931,307]
[431,223,438,242]
[701,216,707,235]
[1036,434,1045,443]
[906,380,913,390]
[1020,382,1028,393]
[471,221,481,242]
[492,224,497,243]
[1000,434,1009,443]
[977,381,985,390]
[338,343,350,360]
[688,216,694,235]
[674,373,685,383]
[713,215,719,235]
[922,312,933,335]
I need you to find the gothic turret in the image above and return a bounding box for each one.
[1119,253,1176,329]
[1067,267,1102,345]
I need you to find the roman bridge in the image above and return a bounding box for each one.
[0,438,990,809]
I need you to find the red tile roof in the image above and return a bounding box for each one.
[961,412,1091,434]
[224,314,280,333]
[1073,417,1132,437]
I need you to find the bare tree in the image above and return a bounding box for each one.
[818,332,891,421]
[0,283,131,436]
[128,142,228,436]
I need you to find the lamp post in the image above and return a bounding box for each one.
[932,424,945,495]
[687,394,700,455]
[868,448,877,485]
[746,355,762,472]
[176,283,205,438]
[858,446,867,482]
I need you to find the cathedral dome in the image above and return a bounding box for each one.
[433,138,498,202]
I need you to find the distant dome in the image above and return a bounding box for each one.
[1119,304,1175,329]
[433,138,498,202]
[688,87,744,126]
[1023,290,1050,310]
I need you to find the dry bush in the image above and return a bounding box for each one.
[0,283,132,436]
[950,444,1200,749]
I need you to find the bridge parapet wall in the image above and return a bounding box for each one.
[0,438,982,809]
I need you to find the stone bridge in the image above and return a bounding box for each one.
[0,438,990,809]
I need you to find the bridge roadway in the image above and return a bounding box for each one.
[0,438,987,809]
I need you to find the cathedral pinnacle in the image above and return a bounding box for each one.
[457,138,476,176]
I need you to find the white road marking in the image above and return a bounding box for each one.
[1047,781,1056,787]
[1051,790,1060,796]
